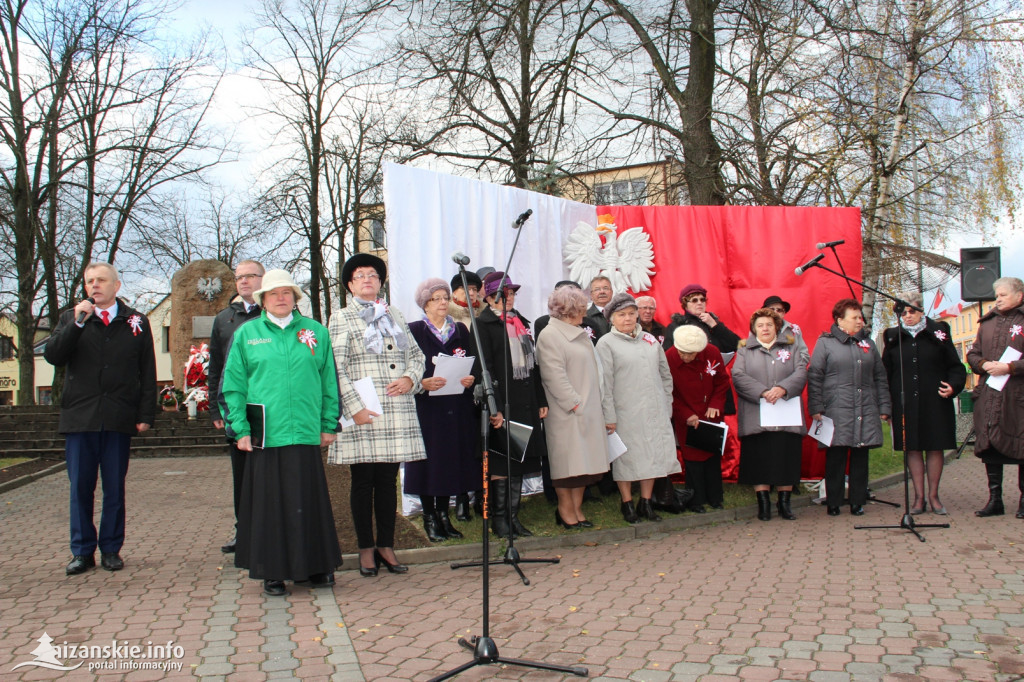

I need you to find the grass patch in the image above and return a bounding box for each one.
[0,458,31,469]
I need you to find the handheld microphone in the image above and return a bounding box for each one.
[513,209,533,227]
[794,254,824,276]
[451,251,471,266]
[75,297,96,324]
[816,239,845,249]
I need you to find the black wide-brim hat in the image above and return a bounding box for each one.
[342,253,387,285]
[761,295,791,313]
[451,271,483,292]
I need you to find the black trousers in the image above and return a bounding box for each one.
[229,440,247,528]
[825,446,869,506]
[684,455,723,507]
[350,462,400,549]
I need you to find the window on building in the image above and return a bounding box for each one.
[37,387,52,405]
[0,335,14,360]
[0,391,12,406]
[163,326,170,353]
[594,178,648,205]
[370,219,386,249]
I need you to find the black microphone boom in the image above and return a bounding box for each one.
[75,297,96,324]
[513,209,533,227]
[794,253,825,275]
[816,239,845,249]
[451,251,471,266]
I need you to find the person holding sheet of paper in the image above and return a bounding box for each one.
[596,294,681,524]
[808,299,891,517]
[881,292,965,516]
[328,254,427,577]
[966,277,1024,519]
[667,325,731,513]
[733,308,809,521]
[404,278,481,542]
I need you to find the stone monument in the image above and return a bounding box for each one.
[169,260,236,385]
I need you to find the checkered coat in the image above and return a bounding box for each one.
[326,298,427,465]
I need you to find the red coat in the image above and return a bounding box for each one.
[667,345,730,462]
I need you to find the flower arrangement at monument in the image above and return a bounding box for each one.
[159,385,183,410]
[183,343,210,411]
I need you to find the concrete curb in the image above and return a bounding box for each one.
[0,460,66,494]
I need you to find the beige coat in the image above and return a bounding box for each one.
[537,317,609,480]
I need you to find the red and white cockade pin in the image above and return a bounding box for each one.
[297,328,318,354]
[127,314,144,336]
[1011,324,1023,339]
[776,349,791,363]
[453,347,467,358]
[585,326,595,339]
[858,340,871,353]
[642,332,657,345]
[705,360,720,376]
[934,329,947,341]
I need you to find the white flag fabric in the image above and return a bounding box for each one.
[383,162,596,322]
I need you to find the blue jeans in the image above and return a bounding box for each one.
[66,431,131,555]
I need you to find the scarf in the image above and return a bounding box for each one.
[901,317,927,337]
[423,314,455,344]
[354,297,408,354]
[495,308,536,380]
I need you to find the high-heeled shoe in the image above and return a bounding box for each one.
[554,510,582,529]
[374,549,408,574]
[358,562,378,578]
[910,500,927,515]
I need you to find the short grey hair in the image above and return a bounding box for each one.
[898,291,923,309]
[635,295,656,308]
[993,277,1024,295]
[548,285,589,320]
[85,261,120,282]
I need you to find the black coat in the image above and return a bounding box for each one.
[882,318,966,451]
[471,307,547,476]
[208,298,262,422]
[586,303,612,336]
[44,299,157,435]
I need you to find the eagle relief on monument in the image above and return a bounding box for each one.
[563,213,655,293]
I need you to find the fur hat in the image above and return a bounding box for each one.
[603,292,638,321]
[450,271,483,293]
[415,278,451,310]
[341,253,387,285]
[673,325,708,353]
[254,269,304,305]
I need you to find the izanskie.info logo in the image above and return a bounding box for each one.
[12,632,185,673]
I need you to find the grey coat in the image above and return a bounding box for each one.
[327,297,427,465]
[807,325,891,448]
[596,326,681,481]
[537,317,610,480]
[732,333,809,438]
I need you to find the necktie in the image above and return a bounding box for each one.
[101,310,110,326]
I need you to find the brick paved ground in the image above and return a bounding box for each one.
[1,455,1023,681]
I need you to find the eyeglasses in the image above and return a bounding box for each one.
[352,273,380,281]
[769,307,786,314]
[428,295,450,304]
[235,274,260,282]
[900,308,920,316]
[687,296,707,303]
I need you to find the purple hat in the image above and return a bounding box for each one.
[679,283,707,302]
[483,271,521,298]
[415,277,450,310]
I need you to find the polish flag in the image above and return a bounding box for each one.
[932,288,945,311]
[938,302,963,319]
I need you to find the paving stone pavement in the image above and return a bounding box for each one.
[1,455,1023,681]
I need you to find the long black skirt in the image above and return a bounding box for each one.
[737,432,803,486]
[236,444,342,581]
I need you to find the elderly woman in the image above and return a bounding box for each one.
[732,308,809,521]
[473,271,547,538]
[667,326,731,513]
[328,254,426,576]
[882,293,966,515]
[663,284,741,354]
[221,270,341,596]
[808,298,891,516]
[967,277,1024,518]
[596,293,681,523]
[536,285,610,528]
[448,271,484,327]
[403,278,481,541]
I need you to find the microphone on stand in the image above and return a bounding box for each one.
[513,209,533,228]
[75,297,96,324]
[451,252,471,266]
[816,239,845,249]
[794,254,825,276]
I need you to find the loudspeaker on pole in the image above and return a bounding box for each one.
[960,247,1001,302]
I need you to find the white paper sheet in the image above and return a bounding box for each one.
[807,415,835,446]
[986,346,1022,391]
[428,353,476,396]
[607,431,627,464]
[339,376,383,428]
[759,396,804,427]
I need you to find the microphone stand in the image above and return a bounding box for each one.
[433,240,584,681]
[801,258,948,542]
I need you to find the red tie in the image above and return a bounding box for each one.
[101,310,110,326]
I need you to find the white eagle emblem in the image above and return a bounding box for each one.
[197,277,222,302]
[564,214,655,294]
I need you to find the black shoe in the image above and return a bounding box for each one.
[358,564,379,578]
[66,555,95,576]
[221,536,236,553]
[827,506,840,516]
[709,503,724,510]
[554,510,582,529]
[977,463,1005,517]
[621,500,640,523]
[756,490,772,521]
[687,503,706,514]
[263,580,286,596]
[508,476,533,537]
[100,552,124,571]
[374,549,408,574]
[438,509,464,539]
[489,479,512,538]
[576,519,594,528]
[423,511,448,543]
[776,491,796,520]
[637,497,662,521]
[309,573,335,588]
[455,494,473,522]
[850,505,865,516]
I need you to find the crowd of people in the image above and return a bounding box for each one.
[46,256,1024,596]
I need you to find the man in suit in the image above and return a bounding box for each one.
[44,262,157,575]
[586,276,614,336]
[207,259,264,553]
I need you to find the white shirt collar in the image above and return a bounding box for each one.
[266,311,293,329]
[96,301,118,319]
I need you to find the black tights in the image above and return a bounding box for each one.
[350,463,400,549]
[419,495,451,514]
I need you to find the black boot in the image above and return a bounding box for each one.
[489,479,512,538]
[455,493,473,522]
[621,500,639,523]
[423,511,448,542]
[438,507,463,539]
[756,491,771,521]
[776,491,796,520]
[976,463,1005,517]
[473,489,484,516]
[636,497,661,521]
[1017,467,1024,519]
[508,476,533,537]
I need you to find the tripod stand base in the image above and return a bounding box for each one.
[857,514,950,542]
[426,635,588,681]
[450,544,560,585]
